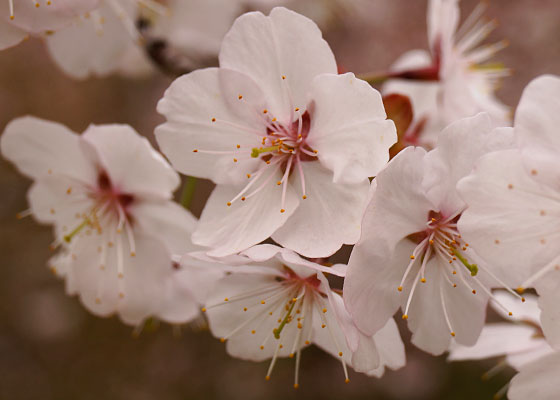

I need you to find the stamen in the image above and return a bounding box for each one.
[440,285,456,337]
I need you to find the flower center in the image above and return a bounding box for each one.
[202,265,349,388]
[398,210,524,337]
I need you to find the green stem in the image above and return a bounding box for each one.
[180,176,197,210]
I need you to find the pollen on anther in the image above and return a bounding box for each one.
[321,324,326,328]
[118,273,124,279]
[227,202,232,207]
[322,308,327,313]
[233,158,238,163]
[241,197,246,201]
[472,289,477,294]
[421,278,426,283]
[305,340,310,345]
[243,307,247,312]
[280,209,285,213]
[260,345,264,350]
[236,144,241,149]
[263,109,268,114]
[238,95,243,100]
[516,287,525,294]
[410,255,415,260]
[509,312,513,316]
[302,195,307,199]
[211,118,216,122]
[276,181,282,185]
[265,375,270,381]
[261,300,266,304]
[293,384,299,389]
[402,314,408,320]
[397,286,403,292]
[282,75,286,80]
[119,292,125,299]
[295,108,299,112]
[345,379,350,384]
[224,298,229,302]
[450,332,456,337]
[453,284,457,288]
[66,187,72,194]
[220,338,226,343]
[251,330,256,334]
[201,307,207,312]
[289,353,294,358]
[429,240,434,245]
[338,352,343,357]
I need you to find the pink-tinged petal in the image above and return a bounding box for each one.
[307,73,397,183]
[367,318,406,377]
[272,162,369,258]
[1,116,97,182]
[2,0,98,33]
[508,351,560,400]
[175,258,229,306]
[535,276,560,350]
[241,245,346,277]
[448,323,542,363]
[457,149,560,286]
[131,201,198,256]
[45,2,134,79]
[219,7,336,122]
[82,124,179,198]
[363,146,435,253]
[193,171,299,256]
[345,239,417,336]
[424,113,513,215]
[155,267,204,325]
[0,21,27,50]
[515,75,560,190]
[156,68,265,186]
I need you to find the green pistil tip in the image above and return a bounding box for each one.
[251,145,280,158]
[273,300,296,339]
[63,219,90,243]
[451,247,478,276]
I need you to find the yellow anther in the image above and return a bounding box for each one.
[247,174,251,178]
[236,144,241,149]
[220,338,226,343]
[516,287,525,294]
[241,197,246,201]
[397,286,403,292]
[238,95,243,100]
[243,307,247,312]
[66,187,72,194]
[295,108,299,112]
[282,75,286,80]
[450,332,456,337]
[508,312,513,316]
[453,284,457,288]
[263,109,268,114]
[302,195,307,199]
[280,209,285,213]
[233,158,238,162]
[345,379,350,384]
[261,300,266,304]
[410,255,415,260]
[277,181,282,185]
[402,314,408,320]
[322,308,327,313]
[421,278,426,283]
[118,273,124,279]
[227,202,232,206]
[201,307,206,312]
[251,330,256,334]
[95,298,101,304]
[193,149,198,153]
[289,353,294,358]
[260,345,264,350]
[293,384,299,389]
[211,118,216,122]
[472,290,477,294]
[224,298,229,302]
[321,324,326,328]
[297,323,302,329]
[119,292,125,299]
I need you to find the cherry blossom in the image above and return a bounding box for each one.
[344,113,521,355]
[0,0,97,50]
[383,0,510,148]
[1,116,203,325]
[189,244,405,387]
[156,7,396,257]
[457,75,560,347]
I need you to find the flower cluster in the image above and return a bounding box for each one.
[2,0,559,398]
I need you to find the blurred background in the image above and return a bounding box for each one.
[1,0,559,399]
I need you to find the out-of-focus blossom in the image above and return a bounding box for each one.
[457,76,560,347]
[448,292,554,370]
[44,0,241,79]
[383,0,510,148]
[190,244,405,387]
[508,350,560,400]
[1,116,203,325]
[344,113,519,355]
[156,7,396,258]
[0,0,97,50]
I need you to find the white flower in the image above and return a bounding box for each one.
[383,0,510,148]
[44,0,242,79]
[190,244,405,387]
[344,113,521,355]
[508,350,560,400]
[448,292,554,370]
[1,116,202,326]
[457,75,560,347]
[156,7,396,258]
[0,0,96,50]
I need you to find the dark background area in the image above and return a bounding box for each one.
[1,0,559,399]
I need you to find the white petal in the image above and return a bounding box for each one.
[241,244,347,277]
[345,239,417,336]
[272,162,369,258]
[1,116,96,182]
[131,201,198,255]
[536,277,560,350]
[448,323,542,362]
[508,351,560,400]
[457,149,560,286]
[368,318,406,377]
[490,292,540,324]
[515,75,560,188]
[507,342,555,371]
[82,124,179,198]
[219,7,337,122]
[427,0,459,52]
[0,21,27,50]
[307,73,397,183]
[45,2,135,79]
[156,68,265,185]
[424,113,514,215]
[193,171,299,256]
